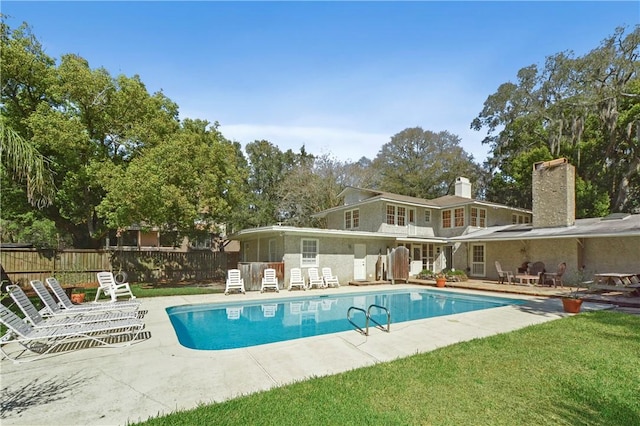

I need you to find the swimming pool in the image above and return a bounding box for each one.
[166,289,524,350]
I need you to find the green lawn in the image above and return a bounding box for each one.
[136,311,640,425]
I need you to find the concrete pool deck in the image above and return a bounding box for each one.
[0,284,615,425]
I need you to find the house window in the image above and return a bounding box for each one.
[397,207,406,226]
[386,205,396,225]
[301,239,319,267]
[470,207,486,227]
[386,204,413,226]
[454,208,464,227]
[512,214,531,224]
[424,210,431,223]
[345,209,360,229]
[442,210,452,228]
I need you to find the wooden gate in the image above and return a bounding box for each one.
[387,246,409,284]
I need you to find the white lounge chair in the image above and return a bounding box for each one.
[34,280,140,317]
[8,285,137,328]
[260,268,279,293]
[45,278,140,311]
[495,261,514,284]
[0,304,144,363]
[288,268,306,290]
[321,267,340,288]
[225,269,246,295]
[96,272,136,302]
[307,268,326,289]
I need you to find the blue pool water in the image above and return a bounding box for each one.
[166,289,524,350]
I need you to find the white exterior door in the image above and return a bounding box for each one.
[354,244,366,280]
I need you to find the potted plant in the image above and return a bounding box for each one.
[70,287,86,304]
[561,288,583,313]
[435,272,446,288]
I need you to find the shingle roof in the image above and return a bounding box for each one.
[449,213,640,241]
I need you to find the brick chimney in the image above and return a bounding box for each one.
[532,158,575,228]
[455,177,472,198]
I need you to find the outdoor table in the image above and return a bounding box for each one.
[514,274,539,285]
[593,273,637,286]
[592,273,640,293]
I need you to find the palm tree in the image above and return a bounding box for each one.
[0,116,55,207]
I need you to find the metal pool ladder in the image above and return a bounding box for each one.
[347,304,391,336]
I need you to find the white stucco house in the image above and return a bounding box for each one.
[232,158,640,288]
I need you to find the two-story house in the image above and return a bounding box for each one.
[232,177,531,285]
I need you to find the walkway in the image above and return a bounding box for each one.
[0,283,624,425]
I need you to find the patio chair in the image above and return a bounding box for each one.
[307,268,326,289]
[542,262,566,287]
[8,285,137,329]
[288,268,306,290]
[96,272,136,302]
[529,262,546,284]
[321,267,340,288]
[45,277,140,312]
[260,268,279,293]
[0,304,144,363]
[225,269,246,295]
[495,261,513,284]
[35,280,140,317]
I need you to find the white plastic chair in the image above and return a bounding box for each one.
[288,268,306,290]
[307,268,325,289]
[321,267,340,288]
[495,261,513,284]
[96,272,136,302]
[260,268,279,293]
[225,269,246,295]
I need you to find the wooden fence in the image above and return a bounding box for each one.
[1,248,239,288]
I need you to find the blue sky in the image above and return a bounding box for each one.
[3,1,638,163]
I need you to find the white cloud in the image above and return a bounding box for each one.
[220,123,390,162]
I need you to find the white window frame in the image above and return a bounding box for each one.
[345,208,359,229]
[386,204,412,226]
[470,207,487,228]
[442,210,452,228]
[512,213,531,224]
[454,207,465,227]
[424,210,431,223]
[301,238,319,267]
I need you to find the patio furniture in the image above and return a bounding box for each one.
[260,268,279,293]
[96,272,136,302]
[321,267,340,288]
[8,285,137,329]
[288,268,306,290]
[225,269,246,295]
[529,261,546,285]
[0,304,144,363]
[495,261,514,284]
[591,273,640,293]
[514,274,539,285]
[541,262,566,287]
[307,268,326,289]
[46,277,140,314]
